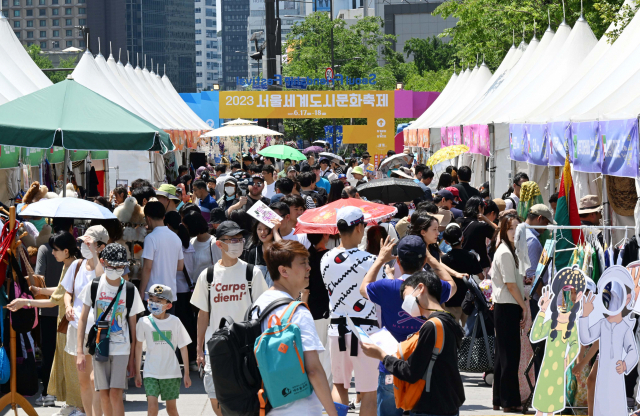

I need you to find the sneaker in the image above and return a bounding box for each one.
[189,361,199,372]
[35,395,46,406]
[122,392,126,401]
[52,405,76,416]
[68,409,86,416]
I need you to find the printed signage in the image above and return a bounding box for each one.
[571,120,601,174]
[219,90,395,153]
[236,74,377,90]
[600,118,639,178]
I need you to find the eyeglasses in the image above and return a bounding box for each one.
[105,267,126,272]
[251,182,264,187]
[220,238,245,244]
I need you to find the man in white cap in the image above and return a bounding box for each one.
[578,195,603,226]
[320,206,386,416]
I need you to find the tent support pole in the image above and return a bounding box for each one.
[62,149,69,197]
[149,151,154,187]
[489,123,496,199]
[602,174,610,227]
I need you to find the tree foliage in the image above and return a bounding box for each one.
[26,45,78,83]
[434,0,630,70]
[594,0,640,43]
[403,36,457,73]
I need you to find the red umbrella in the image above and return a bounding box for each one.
[295,199,398,234]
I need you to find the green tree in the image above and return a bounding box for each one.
[26,45,78,83]
[404,68,453,92]
[434,0,629,71]
[403,36,457,73]
[594,0,640,43]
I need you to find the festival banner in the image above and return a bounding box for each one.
[547,121,572,166]
[462,125,472,148]
[525,123,549,166]
[600,118,640,178]
[440,127,448,147]
[409,128,418,146]
[417,128,430,148]
[220,91,395,152]
[470,124,490,157]
[509,123,527,162]
[571,120,602,173]
[449,126,461,146]
[324,125,343,148]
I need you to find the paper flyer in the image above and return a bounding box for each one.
[246,200,283,229]
[368,328,399,355]
[346,316,371,342]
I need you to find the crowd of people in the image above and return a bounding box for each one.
[4,149,613,416]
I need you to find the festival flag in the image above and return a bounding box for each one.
[554,157,583,269]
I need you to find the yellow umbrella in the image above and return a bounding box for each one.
[426,145,469,167]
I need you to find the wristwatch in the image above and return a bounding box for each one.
[27,300,32,307]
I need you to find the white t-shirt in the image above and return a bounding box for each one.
[61,259,96,332]
[321,247,386,336]
[190,236,221,281]
[190,259,269,350]
[504,193,520,211]
[282,229,311,249]
[79,276,145,355]
[142,226,184,301]
[136,315,191,379]
[262,181,276,199]
[251,290,324,416]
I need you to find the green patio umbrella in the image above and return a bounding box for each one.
[258,145,306,161]
[0,79,174,153]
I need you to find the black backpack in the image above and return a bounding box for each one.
[207,298,292,416]
[302,190,326,207]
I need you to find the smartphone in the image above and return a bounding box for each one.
[392,244,398,256]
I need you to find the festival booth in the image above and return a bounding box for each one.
[70,42,211,190]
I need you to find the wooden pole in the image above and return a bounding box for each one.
[0,207,38,416]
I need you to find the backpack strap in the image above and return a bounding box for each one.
[423,317,444,393]
[125,281,135,319]
[206,264,215,319]
[267,301,309,328]
[90,276,100,307]
[148,316,175,350]
[246,264,254,302]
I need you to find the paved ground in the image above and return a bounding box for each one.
[0,370,510,416]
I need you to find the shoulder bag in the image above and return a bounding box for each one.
[57,260,83,334]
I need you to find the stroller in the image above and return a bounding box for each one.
[459,276,495,386]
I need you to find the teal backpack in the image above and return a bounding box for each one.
[254,301,313,410]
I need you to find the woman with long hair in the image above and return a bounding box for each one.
[8,231,85,414]
[436,173,453,190]
[243,220,278,287]
[491,214,527,413]
[459,196,497,276]
[327,179,345,204]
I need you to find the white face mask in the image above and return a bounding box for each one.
[401,288,422,317]
[80,244,93,259]
[105,267,125,280]
[225,186,236,196]
[225,242,244,259]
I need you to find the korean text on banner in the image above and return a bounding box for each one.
[571,121,602,174]
[601,118,640,178]
[441,127,448,147]
[219,91,395,153]
[548,121,572,167]
[509,123,527,162]
[463,125,472,149]
[417,129,429,148]
[525,124,549,166]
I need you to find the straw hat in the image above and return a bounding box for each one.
[493,198,506,212]
[606,175,637,217]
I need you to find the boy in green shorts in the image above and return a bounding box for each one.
[135,284,192,416]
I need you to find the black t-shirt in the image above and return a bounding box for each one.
[456,183,481,210]
[441,249,483,307]
[459,218,494,268]
[306,246,330,320]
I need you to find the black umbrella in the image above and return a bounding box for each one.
[356,178,425,204]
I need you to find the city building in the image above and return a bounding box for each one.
[217,0,249,90]
[373,0,457,64]
[195,0,220,92]
[2,0,87,51]
[4,0,197,93]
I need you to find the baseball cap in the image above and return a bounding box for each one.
[529,204,557,224]
[445,186,460,198]
[397,235,426,260]
[338,174,347,179]
[287,166,297,172]
[336,206,365,227]
[578,195,602,214]
[352,166,365,176]
[78,225,109,245]
[148,284,173,302]
[100,243,129,267]
[215,221,245,239]
[438,189,456,204]
[156,184,180,201]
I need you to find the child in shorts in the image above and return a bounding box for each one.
[135,284,192,416]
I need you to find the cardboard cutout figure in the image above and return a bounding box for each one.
[579,265,638,416]
[530,266,586,415]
